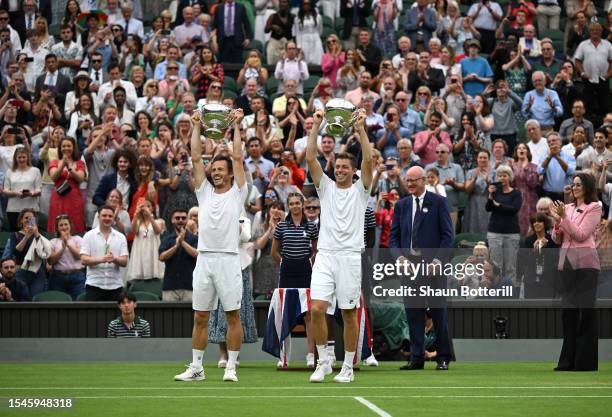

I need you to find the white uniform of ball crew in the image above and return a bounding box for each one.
[193,181,248,312]
[312,174,370,308]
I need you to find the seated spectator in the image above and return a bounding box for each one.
[425,143,465,228]
[2,147,41,230]
[413,111,453,166]
[274,41,309,96]
[47,215,85,300]
[404,0,437,51]
[107,292,151,337]
[460,39,493,97]
[410,85,433,120]
[479,259,514,294]
[463,150,491,234]
[372,156,408,198]
[0,257,29,301]
[361,93,386,140]
[559,99,594,144]
[521,71,563,135]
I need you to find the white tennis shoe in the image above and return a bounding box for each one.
[174,365,205,381]
[309,360,332,382]
[333,365,354,383]
[223,367,238,382]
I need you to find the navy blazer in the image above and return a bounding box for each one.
[213,2,252,44]
[92,172,137,208]
[389,191,454,263]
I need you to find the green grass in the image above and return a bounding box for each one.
[1,362,612,416]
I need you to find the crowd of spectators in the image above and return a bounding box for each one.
[0,0,611,302]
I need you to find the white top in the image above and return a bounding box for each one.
[425,184,447,197]
[4,167,42,212]
[0,144,23,174]
[80,227,129,290]
[196,180,248,253]
[315,174,370,252]
[528,138,550,166]
[574,39,612,83]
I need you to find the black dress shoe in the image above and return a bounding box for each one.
[554,366,573,371]
[400,361,424,370]
[436,361,449,370]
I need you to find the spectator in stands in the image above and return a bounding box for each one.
[495,9,527,40]
[550,171,600,371]
[391,36,411,69]
[413,111,453,166]
[126,198,165,284]
[537,132,575,202]
[345,71,380,107]
[191,45,224,102]
[1,71,34,125]
[153,45,186,82]
[274,41,309,96]
[214,0,251,63]
[453,111,490,172]
[536,0,561,31]
[460,39,493,97]
[574,23,612,126]
[48,136,86,233]
[174,7,206,53]
[107,292,151,337]
[322,34,345,90]
[2,146,41,230]
[463,149,491,234]
[376,104,414,159]
[518,212,558,298]
[236,50,268,97]
[93,148,137,210]
[562,126,590,161]
[566,1,597,44]
[488,138,512,177]
[335,48,364,98]
[512,143,539,236]
[128,155,158,222]
[9,209,46,298]
[505,0,537,27]
[518,24,541,58]
[91,189,131,238]
[501,45,531,99]
[406,50,445,97]
[576,129,612,180]
[468,0,503,54]
[47,214,85,300]
[525,119,550,164]
[293,0,323,65]
[372,0,398,58]
[51,24,82,82]
[485,80,522,153]
[245,136,275,194]
[38,126,62,215]
[449,15,480,56]
[551,61,583,122]
[306,78,333,114]
[0,256,29,301]
[357,28,382,77]
[567,11,590,57]
[425,142,465,228]
[339,0,371,50]
[34,54,71,112]
[65,71,99,116]
[479,259,514,293]
[531,39,561,84]
[81,205,129,301]
[67,92,98,150]
[437,1,462,46]
[98,63,137,112]
[397,138,422,176]
[252,200,285,298]
[486,164,522,287]
[559,99,594,144]
[265,0,295,66]
[372,156,407,198]
[522,71,563,135]
[404,0,436,52]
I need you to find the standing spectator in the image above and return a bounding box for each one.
[252,201,285,298]
[34,54,71,111]
[407,50,446,97]
[236,50,268,97]
[574,23,612,126]
[488,139,512,178]
[486,164,522,287]
[345,71,380,107]
[562,126,590,161]
[322,34,345,90]
[565,1,597,48]
[531,39,561,83]
[452,111,490,172]
[437,1,463,46]
[264,0,295,66]
[356,28,382,76]
[463,149,491,234]
[502,46,532,99]
[340,0,371,50]
[486,80,522,153]
[525,119,550,164]
[550,172,601,371]
[566,11,590,57]
[558,99,594,144]
[293,0,323,65]
[191,46,224,101]
[521,71,563,136]
[245,137,275,194]
[274,41,309,95]
[9,209,46,298]
[163,146,197,226]
[106,292,151,337]
[174,7,206,53]
[375,188,400,248]
[518,213,558,298]
[512,143,539,236]
[460,39,493,97]
[468,0,503,54]
[91,189,132,237]
[372,0,398,58]
[153,45,187,82]
[375,104,413,159]
[449,15,480,55]
[159,209,197,302]
[47,137,86,233]
[536,0,561,31]
[47,215,85,300]
[81,205,129,301]
[336,48,364,98]
[126,199,165,284]
[576,128,612,178]
[2,147,41,230]
[413,111,453,166]
[425,143,465,229]
[51,24,82,82]
[128,156,158,224]
[93,149,138,211]
[404,0,437,51]
[214,0,252,64]
[537,132,576,202]
[506,0,537,27]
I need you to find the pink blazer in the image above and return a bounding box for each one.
[552,202,602,270]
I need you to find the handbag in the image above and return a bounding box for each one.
[595,219,612,270]
[55,179,72,196]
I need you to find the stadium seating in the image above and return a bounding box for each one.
[0,231,10,253]
[131,291,161,301]
[223,76,238,94]
[129,280,163,298]
[32,291,73,302]
[453,233,487,249]
[76,293,87,301]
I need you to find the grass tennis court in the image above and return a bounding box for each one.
[1,362,611,416]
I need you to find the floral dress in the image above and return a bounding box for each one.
[512,162,539,236]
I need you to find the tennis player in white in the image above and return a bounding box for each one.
[174,109,247,383]
[306,109,372,383]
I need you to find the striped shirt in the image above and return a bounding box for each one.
[364,206,376,246]
[106,316,151,338]
[274,217,318,259]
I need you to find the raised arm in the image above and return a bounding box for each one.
[231,108,246,188]
[306,109,325,187]
[191,112,205,188]
[354,110,372,190]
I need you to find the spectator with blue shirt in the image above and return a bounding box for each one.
[153,45,187,81]
[394,91,423,137]
[460,39,493,97]
[521,71,563,135]
[536,132,575,202]
[376,104,413,159]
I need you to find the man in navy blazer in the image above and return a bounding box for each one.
[213,0,252,63]
[92,150,138,208]
[389,166,454,370]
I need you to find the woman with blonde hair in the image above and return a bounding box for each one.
[236,49,268,96]
[2,147,42,230]
[135,79,166,114]
[410,86,433,120]
[28,16,54,49]
[335,48,364,98]
[321,34,345,89]
[127,198,166,284]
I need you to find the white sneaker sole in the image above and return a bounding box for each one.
[333,375,354,383]
[309,368,332,383]
[174,374,205,381]
[223,372,238,382]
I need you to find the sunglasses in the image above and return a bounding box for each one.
[167,67,179,70]
[395,98,406,102]
[279,171,290,175]
[92,59,102,63]
[418,92,430,96]
[211,85,221,89]
[174,216,187,220]
[436,151,447,154]
[305,206,320,210]
[0,17,9,21]
[327,39,336,44]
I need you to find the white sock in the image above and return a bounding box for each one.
[227,350,240,369]
[343,351,355,368]
[192,349,204,368]
[327,341,335,355]
[316,344,329,363]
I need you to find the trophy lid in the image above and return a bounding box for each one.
[326,99,356,111]
[200,103,231,113]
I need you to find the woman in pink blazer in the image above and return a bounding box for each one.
[550,172,601,372]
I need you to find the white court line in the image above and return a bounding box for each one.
[1,386,611,390]
[8,395,610,400]
[354,397,393,417]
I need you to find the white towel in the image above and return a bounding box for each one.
[22,236,53,273]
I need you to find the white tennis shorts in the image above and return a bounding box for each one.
[310,250,362,309]
[192,252,243,312]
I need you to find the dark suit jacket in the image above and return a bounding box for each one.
[3,0,52,37]
[213,2,252,45]
[34,72,72,108]
[340,0,371,40]
[93,172,137,208]
[406,67,446,98]
[236,94,271,115]
[389,190,454,263]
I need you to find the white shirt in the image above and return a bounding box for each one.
[528,138,550,165]
[411,190,427,231]
[97,79,138,110]
[116,174,130,209]
[80,227,129,290]
[316,174,370,252]
[574,39,612,83]
[196,180,248,253]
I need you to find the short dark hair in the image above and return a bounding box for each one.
[45,53,57,62]
[247,136,262,146]
[430,111,443,121]
[211,154,233,175]
[113,85,126,95]
[108,62,121,73]
[336,152,357,169]
[0,256,16,268]
[595,127,607,137]
[97,204,115,215]
[60,24,73,32]
[117,292,137,304]
[170,208,188,218]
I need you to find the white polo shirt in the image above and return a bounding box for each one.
[80,227,129,290]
